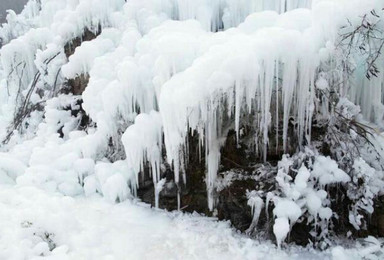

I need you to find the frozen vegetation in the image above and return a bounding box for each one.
[0,0,384,258]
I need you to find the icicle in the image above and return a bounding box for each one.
[206,103,221,211]
[305,67,316,145]
[246,190,264,234]
[259,59,275,161]
[155,178,166,208]
[275,60,280,153]
[282,58,298,152]
[122,111,163,207]
[235,79,243,142]
[177,191,181,210]
[297,59,311,148]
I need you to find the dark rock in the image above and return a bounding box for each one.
[217,179,255,232]
[64,28,100,96]
[369,196,384,237]
[64,28,100,58]
[67,74,90,95]
[161,180,178,198]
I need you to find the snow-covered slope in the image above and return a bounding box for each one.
[0,184,382,259]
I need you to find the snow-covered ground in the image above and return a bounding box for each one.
[0,184,381,260]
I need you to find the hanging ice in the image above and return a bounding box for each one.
[0,0,382,213]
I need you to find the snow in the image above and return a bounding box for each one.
[273,199,302,224]
[0,184,339,260]
[319,207,332,221]
[312,156,350,186]
[294,166,310,191]
[270,151,359,246]
[2,184,383,259]
[101,173,131,203]
[0,153,26,181]
[306,192,322,216]
[61,30,118,78]
[274,217,290,249]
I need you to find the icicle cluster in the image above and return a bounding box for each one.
[0,0,383,217]
[122,111,163,207]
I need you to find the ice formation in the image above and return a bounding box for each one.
[246,190,264,234]
[267,151,353,247]
[122,111,163,206]
[0,0,383,221]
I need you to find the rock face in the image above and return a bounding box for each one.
[67,74,90,95]
[64,28,99,96]
[137,128,269,227]
[134,120,384,246]
[137,131,210,214]
[368,196,384,237]
[59,25,384,247]
[217,178,255,232]
[64,28,100,58]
